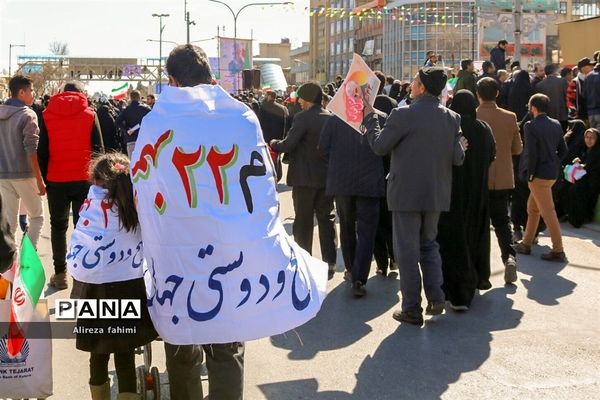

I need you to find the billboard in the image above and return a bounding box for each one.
[218,37,252,93]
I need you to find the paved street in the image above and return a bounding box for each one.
[30,181,600,399]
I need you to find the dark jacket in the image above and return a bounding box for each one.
[520,114,568,181]
[96,104,120,151]
[363,94,465,212]
[271,105,331,188]
[115,101,150,143]
[319,114,385,198]
[259,100,289,143]
[583,70,600,116]
[576,75,588,119]
[0,191,17,273]
[536,75,569,122]
[455,70,477,96]
[490,46,507,71]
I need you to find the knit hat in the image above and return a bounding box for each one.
[297,82,323,104]
[418,67,447,97]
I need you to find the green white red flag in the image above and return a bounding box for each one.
[8,235,45,358]
[111,82,129,101]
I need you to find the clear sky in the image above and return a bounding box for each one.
[0,0,309,93]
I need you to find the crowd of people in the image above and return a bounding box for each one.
[1,41,600,399]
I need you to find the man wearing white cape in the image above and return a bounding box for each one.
[131,45,327,400]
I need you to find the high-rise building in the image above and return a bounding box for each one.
[309,0,330,82]
[383,1,477,81]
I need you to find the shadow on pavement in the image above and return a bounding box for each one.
[270,275,400,360]
[261,287,522,399]
[516,245,575,306]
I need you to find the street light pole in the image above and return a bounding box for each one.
[208,0,292,92]
[184,0,196,44]
[8,44,25,77]
[152,13,170,94]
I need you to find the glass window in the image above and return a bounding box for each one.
[559,1,567,13]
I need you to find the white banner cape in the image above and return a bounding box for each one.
[132,84,328,344]
[67,185,144,284]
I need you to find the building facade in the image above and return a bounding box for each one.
[290,42,311,84]
[256,39,292,69]
[383,0,477,81]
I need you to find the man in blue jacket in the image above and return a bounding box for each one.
[490,40,508,71]
[116,90,151,158]
[319,113,385,296]
[583,57,600,129]
[514,94,568,262]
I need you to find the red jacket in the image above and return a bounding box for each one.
[43,92,95,182]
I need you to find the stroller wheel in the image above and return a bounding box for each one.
[151,366,161,399]
[136,365,149,399]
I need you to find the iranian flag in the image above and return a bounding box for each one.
[111,82,129,101]
[8,235,45,358]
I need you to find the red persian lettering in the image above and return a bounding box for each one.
[131,129,174,182]
[206,145,239,204]
[172,146,206,208]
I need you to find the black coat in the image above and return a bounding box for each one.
[115,101,151,144]
[271,105,331,188]
[438,115,496,307]
[96,104,120,151]
[259,100,288,143]
[319,114,385,198]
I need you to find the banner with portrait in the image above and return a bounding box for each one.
[218,37,253,93]
[326,53,381,134]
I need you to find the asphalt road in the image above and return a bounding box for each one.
[9,180,600,400]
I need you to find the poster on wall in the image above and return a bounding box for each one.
[218,37,252,93]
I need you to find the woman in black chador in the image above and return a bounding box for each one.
[438,90,496,310]
[562,128,600,228]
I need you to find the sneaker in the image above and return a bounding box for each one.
[540,251,567,262]
[425,302,445,315]
[328,264,336,273]
[376,267,388,277]
[352,281,366,297]
[49,272,68,290]
[477,280,492,290]
[504,256,518,284]
[390,261,399,271]
[392,309,423,326]
[513,242,531,255]
[449,303,469,312]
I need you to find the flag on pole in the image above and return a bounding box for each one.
[111,82,129,101]
[8,235,45,358]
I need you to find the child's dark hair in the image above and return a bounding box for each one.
[90,152,138,232]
